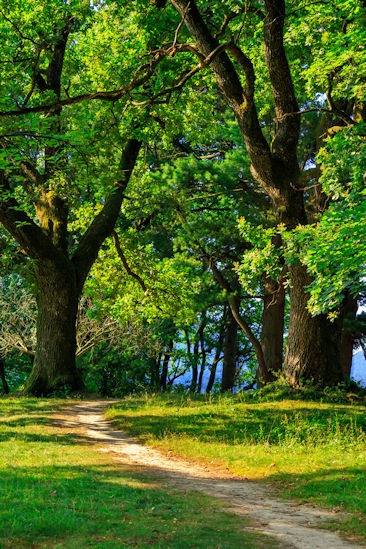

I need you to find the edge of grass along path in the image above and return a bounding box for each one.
[106,392,366,543]
[0,397,279,549]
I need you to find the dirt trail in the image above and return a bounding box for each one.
[60,401,361,549]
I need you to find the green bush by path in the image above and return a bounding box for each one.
[0,397,278,549]
[106,392,366,543]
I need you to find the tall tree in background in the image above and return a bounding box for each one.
[159,0,365,385]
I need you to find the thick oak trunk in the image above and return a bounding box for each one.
[221,307,238,392]
[172,0,348,387]
[24,261,83,396]
[261,274,285,380]
[284,263,343,386]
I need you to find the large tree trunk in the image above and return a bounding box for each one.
[284,263,343,386]
[0,139,141,397]
[0,16,142,397]
[261,273,285,380]
[24,261,83,396]
[221,307,238,392]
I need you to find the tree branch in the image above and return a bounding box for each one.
[170,0,273,196]
[263,0,300,165]
[112,230,148,294]
[0,52,167,118]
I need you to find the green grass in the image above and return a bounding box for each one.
[106,392,366,543]
[0,397,278,549]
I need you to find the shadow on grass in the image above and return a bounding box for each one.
[0,398,68,418]
[0,464,276,549]
[0,409,89,445]
[0,429,87,444]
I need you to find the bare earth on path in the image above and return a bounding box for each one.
[58,401,362,549]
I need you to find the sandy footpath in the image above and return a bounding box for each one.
[57,401,362,549]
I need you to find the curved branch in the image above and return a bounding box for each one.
[197,242,270,383]
[112,230,148,294]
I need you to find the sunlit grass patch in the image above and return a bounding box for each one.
[0,397,277,548]
[107,393,366,542]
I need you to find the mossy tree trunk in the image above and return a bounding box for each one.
[0,18,142,395]
[24,261,81,396]
[0,137,141,396]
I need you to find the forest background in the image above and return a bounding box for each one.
[0,0,365,397]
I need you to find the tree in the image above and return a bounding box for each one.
[153,0,366,385]
[0,2,145,394]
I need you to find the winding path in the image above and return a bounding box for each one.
[60,401,361,549]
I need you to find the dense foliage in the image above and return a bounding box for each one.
[0,0,365,395]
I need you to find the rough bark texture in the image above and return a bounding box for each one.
[284,263,343,385]
[0,16,142,395]
[0,139,140,396]
[24,260,82,396]
[221,307,238,392]
[261,273,285,380]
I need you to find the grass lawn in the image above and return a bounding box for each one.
[106,391,366,543]
[0,397,278,549]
